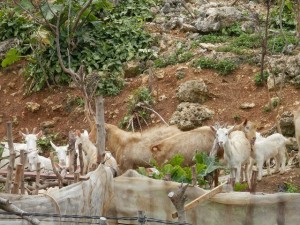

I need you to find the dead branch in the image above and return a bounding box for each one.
[141,105,169,126]
[77,143,85,175]
[11,164,23,194]
[0,197,40,225]
[169,183,189,223]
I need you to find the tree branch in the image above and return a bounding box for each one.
[72,0,93,33]
[0,197,40,225]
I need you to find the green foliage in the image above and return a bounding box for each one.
[193,57,237,75]
[254,71,269,86]
[270,0,296,30]
[196,34,230,44]
[222,22,244,36]
[5,0,156,94]
[234,182,248,192]
[137,152,222,187]
[37,132,60,153]
[217,45,248,55]
[0,6,36,67]
[0,144,4,158]
[268,33,298,53]
[1,48,21,68]
[232,33,262,49]
[285,182,298,193]
[154,43,194,68]
[119,87,153,129]
[233,114,241,122]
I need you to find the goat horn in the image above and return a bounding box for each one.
[25,128,29,134]
[32,127,37,134]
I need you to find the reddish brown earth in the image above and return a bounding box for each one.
[1,58,300,193]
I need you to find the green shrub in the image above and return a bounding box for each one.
[232,33,262,49]
[254,71,269,86]
[136,152,222,187]
[234,182,248,192]
[193,57,237,75]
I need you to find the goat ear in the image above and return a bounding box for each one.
[151,145,159,152]
[243,118,248,126]
[210,126,216,132]
[75,130,81,137]
[83,130,89,137]
[19,131,26,138]
[228,125,236,134]
[36,131,43,138]
[50,141,56,150]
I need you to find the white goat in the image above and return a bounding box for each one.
[50,141,69,168]
[251,132,289,181]
[27,150,53,173]
[0,129,43,169]
[75,130,119,176]
[211,126,252,185]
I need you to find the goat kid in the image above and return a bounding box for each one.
[27,150,53,173]
[251,132,289,181]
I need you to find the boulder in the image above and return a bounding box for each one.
[176,79,210,103]
[169,102,214,130]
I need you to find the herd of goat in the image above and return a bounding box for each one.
[1,106,300,188]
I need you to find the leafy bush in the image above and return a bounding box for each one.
[193,57,237,75]
[254,71,269,86]
[270,0,296,30]
[0,6,36,67]
[137,152,222,187]
[232,33,262,49]
[4,0,156,94]
[268,33,298,53]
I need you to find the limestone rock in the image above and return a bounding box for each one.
[25,102,41,113]
[169,102,214,130]
[176,79,210,103]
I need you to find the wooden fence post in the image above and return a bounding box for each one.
[95,96,106,165]
[20,150,26,194]
[99,217,107,225]
[11,164,23,194]
[5,122,15,193]
[191,166,197,186]
[34,162,41,195]
[138,210,146,225]
[78,143,84,175]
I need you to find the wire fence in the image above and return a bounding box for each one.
[0,211,192,225]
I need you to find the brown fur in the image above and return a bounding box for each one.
[151,126,216,166]
[105,124,181,173]
[232,119,257,144]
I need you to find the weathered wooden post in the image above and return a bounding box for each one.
[74,171,80,183]
[5,122,16,193]
[20,150,26,194]
[34,162,41,195]
[68,131,76,174]
[99,217,108,225]
[78,143,84,175]
[191,165,197,186]
[50,152,63,188]
[11,164,23,194]
[137,210,146,225]
[95,96,106,165]
[169,183,189,223]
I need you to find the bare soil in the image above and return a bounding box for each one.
[1,57,300,194]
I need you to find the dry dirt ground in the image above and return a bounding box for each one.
[1,57,300,193]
